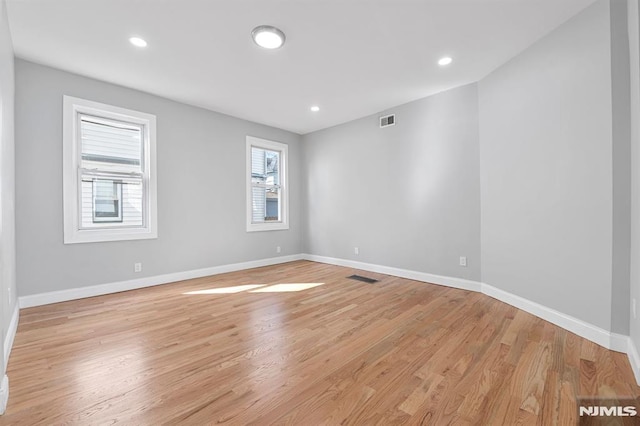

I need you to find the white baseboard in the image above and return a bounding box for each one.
[0,374,7,415]
[19,254,303,308]
[4,304,18,371]
[301,254,630,356]
[301,254,482,292]
[480,282,629,352]
[627,337,640,385]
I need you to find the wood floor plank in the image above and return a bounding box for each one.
[0,260,638,425]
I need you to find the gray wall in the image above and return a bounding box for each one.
[479,0,614,331]
[302,84,481,281]
[15,60,303,297]
[0,0,16,374]
[628,0,640,352]
[610,0,631,335]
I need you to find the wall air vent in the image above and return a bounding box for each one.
[379,114,395,128]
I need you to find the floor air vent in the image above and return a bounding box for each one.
[347,274,379,284]
[380,114,395,128]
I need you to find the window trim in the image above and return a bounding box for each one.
[246,136,289,232]
[63,96,158,243]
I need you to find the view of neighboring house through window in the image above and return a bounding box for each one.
[63,96,157,243]
[251,147,280,222]
[80,114,144,228]
[246,136,289,232]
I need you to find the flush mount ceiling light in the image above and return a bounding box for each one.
[438,56,453,66]
[310,105,320,112]
[129,37,148,48]
[251,25,286,49]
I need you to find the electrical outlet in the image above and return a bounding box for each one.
[634,299,637,319]
[459,256,467,267]
[354,247,359,255]
[134,263,142,273]
[276,246,281,254]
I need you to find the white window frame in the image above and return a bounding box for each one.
[246,136,289,232]
[63,96,158,243]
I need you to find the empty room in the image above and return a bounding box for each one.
[0,0,640,424]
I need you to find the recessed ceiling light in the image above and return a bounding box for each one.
[438,56,453,66]
[129,37,147,48]
[251,25,285,49]
[310,105,320,112]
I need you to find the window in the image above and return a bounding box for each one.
[246,136,289,232]
[63,96,157,243]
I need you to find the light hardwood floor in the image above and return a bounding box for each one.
[1,260,638,425]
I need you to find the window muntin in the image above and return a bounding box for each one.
[63,96,157,243]
[246,136,288,232]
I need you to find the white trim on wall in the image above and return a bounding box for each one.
[302,254,481,292]
[4,304,18,371]
[0,305,17,415]
[0,374,7,415]
[480,283,629,353]
[62,96,158,244]
[627,337,640,385]
[19,254,303,308]
[245,136,289,232]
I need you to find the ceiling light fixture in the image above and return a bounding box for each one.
[310,105,320,112]
[251,25,286,49]
[438,56,453,66]
[129,37,148,48]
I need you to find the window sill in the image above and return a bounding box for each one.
[246,222,289,233]
[64,227,158,244]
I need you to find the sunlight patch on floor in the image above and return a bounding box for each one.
[250,283,325,293]
[183,284,266,294]
[183,283,325,295]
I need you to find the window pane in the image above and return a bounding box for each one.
[81,176,144,228]
[93,180,122,222]
[251,147,266,182]
[251,147,280,186]
[80,115,142,168]
[251,186,280,223]
[265,150,279,186]
[265,187,280,221]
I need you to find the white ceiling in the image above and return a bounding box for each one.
[7,0,597,134]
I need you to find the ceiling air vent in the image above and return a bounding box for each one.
[380,114,395,128]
